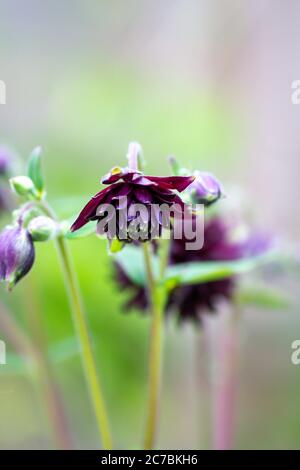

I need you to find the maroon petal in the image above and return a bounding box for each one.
[101,168,140,184]
[147,175,195,192]
[70,184,120,232]
[133,187,153,203]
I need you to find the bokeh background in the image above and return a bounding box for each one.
[0,0,299,449]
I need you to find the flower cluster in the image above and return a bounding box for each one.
[0,146,59,290]
[71,143,224,245]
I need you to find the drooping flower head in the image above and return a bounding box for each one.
[71,143,196,243]
[114,216,271,323]
[0,224,35,290]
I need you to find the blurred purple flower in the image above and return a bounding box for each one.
[114,217,271,323]
[187,171,223,206]
[71,166,194,242]
[0,225,35,290]
[0,146,13,176]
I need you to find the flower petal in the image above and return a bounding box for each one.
[70,184,120,232]
[147,175,195,192]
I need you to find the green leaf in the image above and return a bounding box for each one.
[113,244,279,294]
[237,285,290,310]
[65,220,97,239]
[27,146,44,194]
[163,251,278,289]
[114,244,159,286]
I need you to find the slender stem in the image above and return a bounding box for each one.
[55,236,113,449]
[0,301,36,360]
[37,199,112,448]
[205,306,240,450]
[0,300,72,449]
[22,280,73,450]
[35,353,73,449]
[143,242,165,450]
[195,326,210,450]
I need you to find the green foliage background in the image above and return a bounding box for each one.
[0,0,299,449]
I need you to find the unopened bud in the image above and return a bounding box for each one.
[0,225,35,290]
[28,216,57,242]
[10,176,35,197]
[187,171,223,206]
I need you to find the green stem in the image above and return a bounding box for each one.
[0,300,72,449]
[22,281,73,449]
[55,236,113,449]
[143,242,166,450]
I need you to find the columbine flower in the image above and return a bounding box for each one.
[186,171,223,206]
[114,216,270,323]
[0,224,35,290]
[71,146,195,242]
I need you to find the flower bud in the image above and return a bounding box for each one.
[10,176,35,197]
[0,225,35,290]
[28,216,57,242]
[187,171,222,206]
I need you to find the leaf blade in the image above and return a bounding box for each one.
[27,146,44,194]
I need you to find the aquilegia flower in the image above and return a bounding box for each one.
[71,144,196,242]
[0,224,35,290]
[114,216,270,323]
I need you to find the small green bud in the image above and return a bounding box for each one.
[28,216,57,242]
[109,238,125,253]
[10,176,35,197]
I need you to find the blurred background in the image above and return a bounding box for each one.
[0,0,299,449]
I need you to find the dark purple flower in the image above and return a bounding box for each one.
[114,217,270,323]
[0,225,35,290]
[71,166,194,242]
[186,171,222,206]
